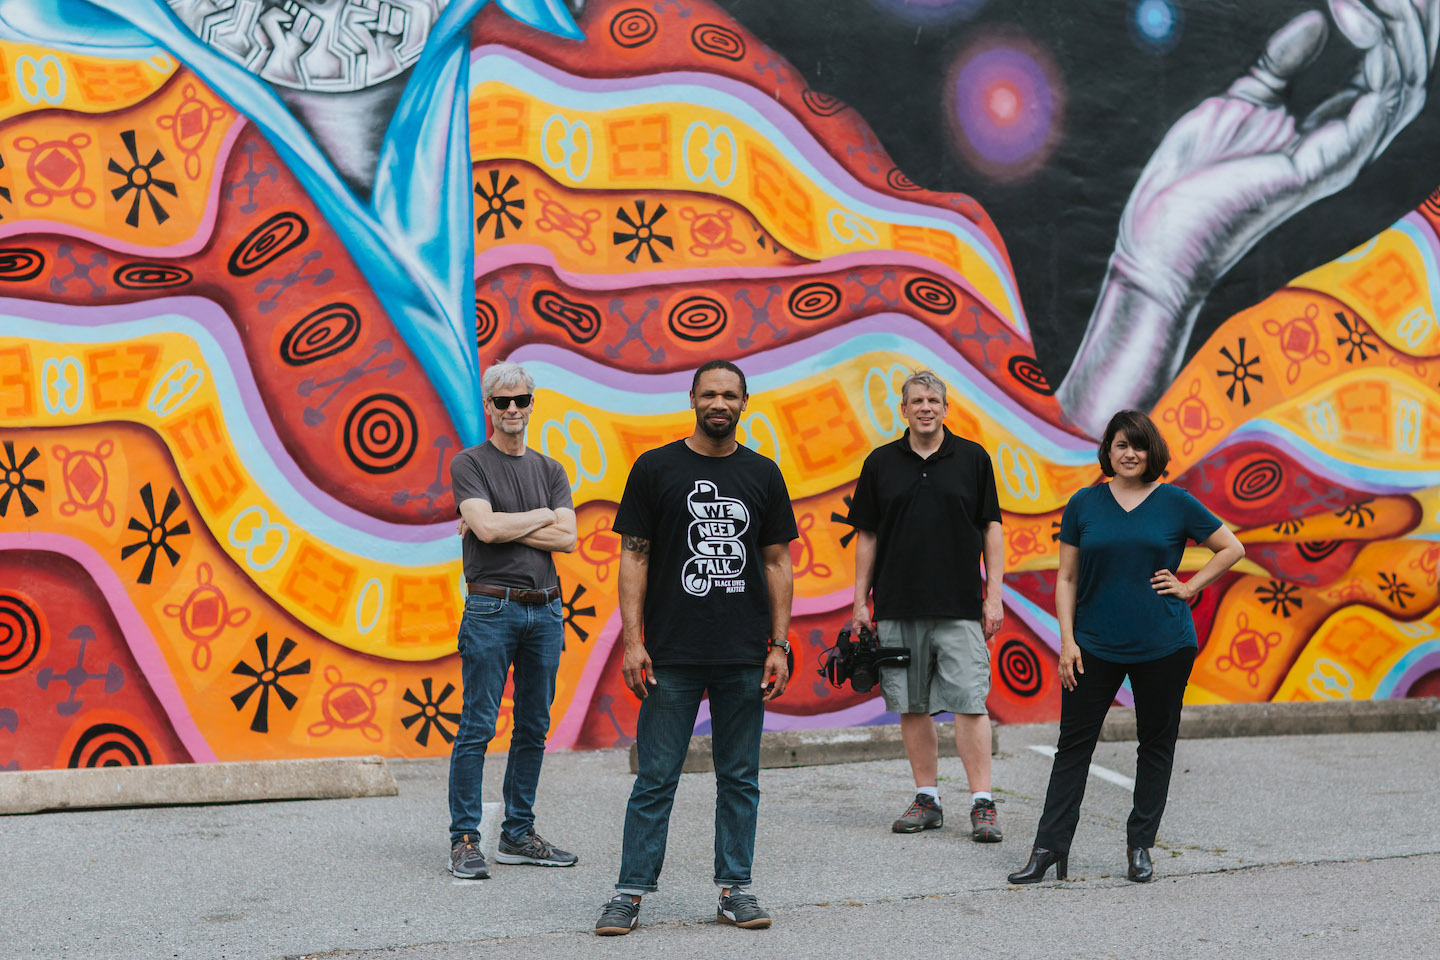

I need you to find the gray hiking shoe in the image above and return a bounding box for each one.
[494,830,578,866]
[595,896,640,935]
[892,793,943,833]
[970,798,1003,843]
[449,834,488,879]
[717,890,772,929]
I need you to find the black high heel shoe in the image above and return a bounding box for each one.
[1007,846,1068,883]
[1126,846,1153,882]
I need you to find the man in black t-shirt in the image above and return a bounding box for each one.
[594,360,798,937]
[849,370,1006,844]
[446,361,578,880]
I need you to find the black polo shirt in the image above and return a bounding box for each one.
[847,427,1002,620]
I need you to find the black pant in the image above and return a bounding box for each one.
[1034,645,1196,853]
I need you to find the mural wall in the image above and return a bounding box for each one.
[2,0,1439,769]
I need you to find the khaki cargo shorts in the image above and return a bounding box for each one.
[878,618,990,715]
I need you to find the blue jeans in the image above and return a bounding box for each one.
[616,663,765,894]
[448,592,563,844]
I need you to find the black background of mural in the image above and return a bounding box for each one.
[718,0,1440,384]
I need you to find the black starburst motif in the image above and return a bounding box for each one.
[1377,572,1415,608]
[0,441,44,517]
[120,483,190,584]
[1272,518,1304,536]
[614,200,673,263]
[401,678,461,746]
[0,152,11,213]
[561,583,597,644]
[1051,520,1062,542]
[1216,338,1264,405]
[829,494,857,548]
[1335,499,1376,528]
[474,169,525,240]
[231,633,311,733]
[1256,581,1303,618]
[1335,311,1377,363]
[109,130,177,227]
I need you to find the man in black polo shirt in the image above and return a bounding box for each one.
[849,369,1006,843]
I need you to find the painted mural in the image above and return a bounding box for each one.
[1,0,1439,770]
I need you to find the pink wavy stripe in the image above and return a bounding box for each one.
[0,532,217,764]
[550,586,853,749]
[474,245,1029,343]
[0,117,246,258]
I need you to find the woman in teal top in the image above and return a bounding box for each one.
[1009,410,1244,884]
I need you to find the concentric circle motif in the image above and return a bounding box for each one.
[692,23,746,61]
[904,277,957,314]
[227,212,309,276]
[1007,356,1053,395]
[886,168,923,192]
[668,296,727,342]
[0,593,44,675]
[788,282,842,321]
[997,638,1042,697]
[801,89,847,116]
[68,722,153,767]
[610,8,658,47]
[533,290,601,344]
[343,394,418,474]
[1230,458,1283,503]
[476,299,499,347]
[1297,540,1342,562]
[0,248,44,282]
[280,302,361,366]
[945,31,1065,181]
[113,262,193,290]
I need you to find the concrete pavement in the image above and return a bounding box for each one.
[3,725,1437,959]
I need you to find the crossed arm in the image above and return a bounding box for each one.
[456,497,577,553]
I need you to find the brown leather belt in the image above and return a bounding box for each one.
[467,581,561,605]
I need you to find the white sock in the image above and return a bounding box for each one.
[972,791,993,804]
[916,785,939,799]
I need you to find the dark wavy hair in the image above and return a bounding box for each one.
[691,359,747,396]
[1098,410,1169,482]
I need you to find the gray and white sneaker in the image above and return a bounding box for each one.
[595,896,640,936]
[717,890,772,929]
[449,834,489,879]
[495,830,578,866]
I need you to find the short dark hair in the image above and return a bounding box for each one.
[691,359,747,396]
[1098,410,1169,482]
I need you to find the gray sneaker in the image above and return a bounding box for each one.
[449,834,488,879]
[892,793,943,833]
[595,896,640,936]
[970,798,1003,843]
[717,890,771,929]
[495,830,578,867]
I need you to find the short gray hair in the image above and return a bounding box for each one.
[482,361,535,401]
[901,369,947,405]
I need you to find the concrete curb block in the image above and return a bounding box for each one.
[627,699,1439,773]
[0,756,398,815]
[1101,698,1440,741]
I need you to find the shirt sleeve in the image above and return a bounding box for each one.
[759,462,800,545]
[1178,487,1224,544]
[449,451,490,515]
[547,458,574,512]
[846,454,879,532]
[612,453,653,539]
[975,447,1003,525]
[1057,489,1084,546]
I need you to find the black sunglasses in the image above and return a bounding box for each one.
[489,394,533,410]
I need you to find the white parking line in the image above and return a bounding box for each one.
[1027,744,1136,791]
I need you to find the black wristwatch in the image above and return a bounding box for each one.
[767,637,791,655]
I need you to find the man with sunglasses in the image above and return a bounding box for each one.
[447,361,578,879]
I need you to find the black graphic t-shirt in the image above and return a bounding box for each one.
[613,440,798,666]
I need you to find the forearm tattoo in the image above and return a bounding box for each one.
[621,535,651,554]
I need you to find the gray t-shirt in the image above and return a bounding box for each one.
[450,441,573,588]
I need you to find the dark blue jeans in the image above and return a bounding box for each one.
[616,663,765,894]
[448,592,563,844]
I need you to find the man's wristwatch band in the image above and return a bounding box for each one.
[767,637,791,654]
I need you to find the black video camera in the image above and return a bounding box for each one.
[818,622,911,694]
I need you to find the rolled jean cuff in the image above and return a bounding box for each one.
[614,884,654,895]
[715,879,751,890]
